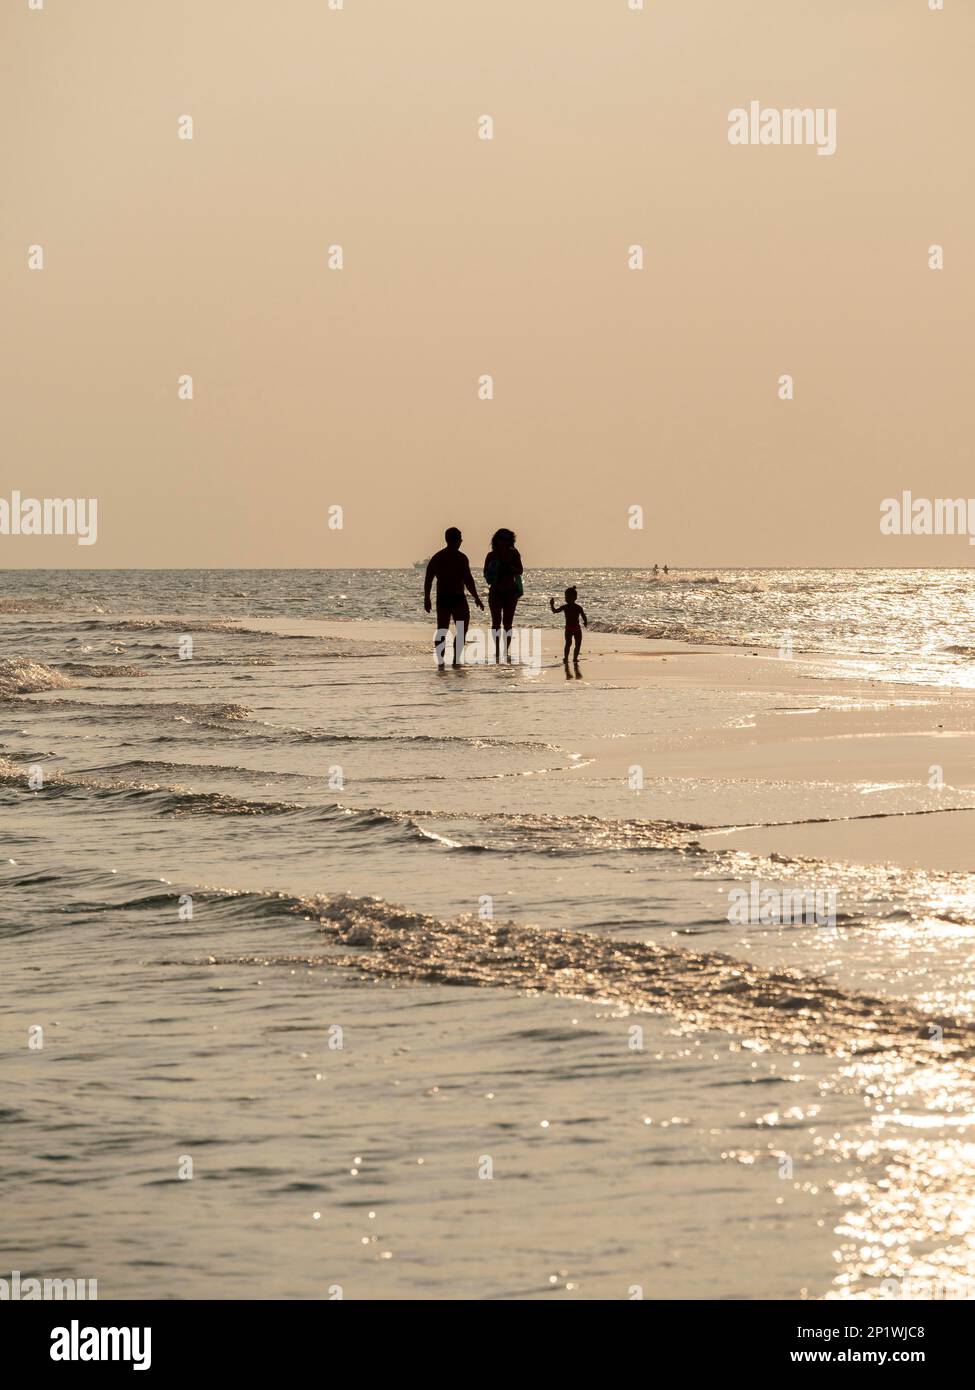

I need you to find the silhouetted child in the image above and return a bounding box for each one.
[550,587,587,662]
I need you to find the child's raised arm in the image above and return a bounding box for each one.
[549,597,564,613]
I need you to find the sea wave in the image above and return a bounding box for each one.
[0,757,299,815]
[6,696,253,725]
[8,856,961,1060]
[0,597,105,614]
[0,759,701,851]
[188,889,975,1062]
[57,662,148,678]
[584,615,776,646]
[76,617,251,635]
[248,722,558,751]
[630,573,767,592]
[588,620,724,644]
[397,807,706,852]
[0,658,75,698]
[4,849,975,1060]
[3,685,558,748]
[72,617,414,653]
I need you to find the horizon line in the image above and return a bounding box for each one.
[1,564,974,575]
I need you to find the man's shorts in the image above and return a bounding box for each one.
[436,594,471,631]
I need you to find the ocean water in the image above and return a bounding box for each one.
[3,568,975,1300]
[5,565,975,667]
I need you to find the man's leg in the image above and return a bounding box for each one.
[435,602,452,667]
[452,599,471,666]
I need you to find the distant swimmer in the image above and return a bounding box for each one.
[550,585,588,665]
[423,527,484,668]
[652,564,659,577]
[663,565,669,574]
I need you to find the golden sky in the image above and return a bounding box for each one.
[2,0,971,567]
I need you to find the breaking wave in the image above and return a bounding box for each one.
[57,662,148,678]
[0,759,701,851]
[189,889,975,1063]
[0,658,74,698]
[7,857,965,1062]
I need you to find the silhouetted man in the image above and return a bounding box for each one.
[424,527,484,667]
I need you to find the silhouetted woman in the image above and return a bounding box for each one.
[484,528,523,662]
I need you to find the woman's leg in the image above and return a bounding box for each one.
[502,597,518,661]
[488,594,503,661]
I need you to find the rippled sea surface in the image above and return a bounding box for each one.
[3,568,975,1299]
[7,565,975,675]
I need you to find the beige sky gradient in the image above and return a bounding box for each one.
[2,0,972,568]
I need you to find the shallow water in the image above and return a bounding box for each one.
[5,564,975,678]
[2,569,975,1298]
